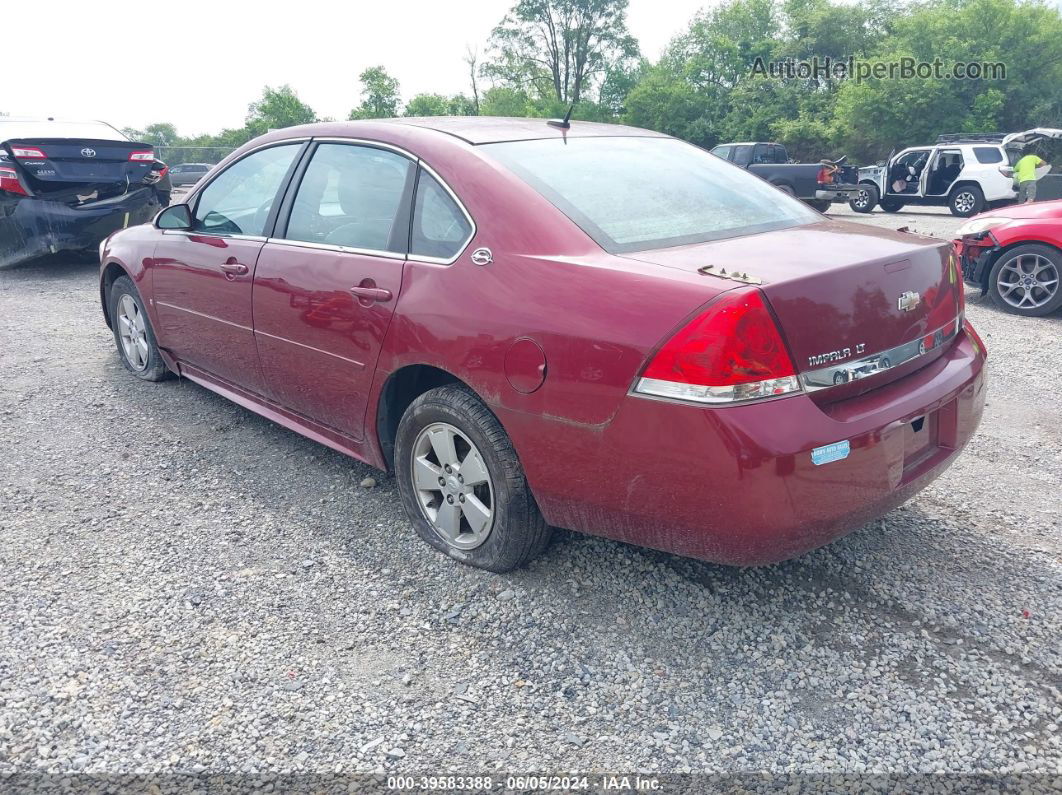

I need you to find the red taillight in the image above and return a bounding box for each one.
[10,146,46,159]
[0,166,27,196]
[129,151,154,161]
[635,288,802,404]
[816,167,831,184]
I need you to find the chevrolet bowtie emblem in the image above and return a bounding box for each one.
[897,291,921,312]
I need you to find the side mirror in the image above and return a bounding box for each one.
[156,203,192,230]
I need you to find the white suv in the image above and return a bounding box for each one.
[850,127,1061,217]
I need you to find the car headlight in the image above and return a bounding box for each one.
[954,217,1009,237]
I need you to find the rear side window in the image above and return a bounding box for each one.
[284,143,414,253]
[193,144,300,236]
[482,136,817,254]
[732,145,752,166]
[711,145,732,160]
[973,146,1003,164]
[411,170,473,260]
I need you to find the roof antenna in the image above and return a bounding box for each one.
[548,104,574,130]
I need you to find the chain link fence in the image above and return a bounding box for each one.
[154,145,236,166]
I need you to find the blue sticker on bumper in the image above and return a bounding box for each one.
[811,440,850,466]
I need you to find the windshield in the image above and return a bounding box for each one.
[482,136,818,253]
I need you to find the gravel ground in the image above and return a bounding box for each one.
[0,206,1060,783]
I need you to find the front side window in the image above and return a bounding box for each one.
[710,145,732,161]
[732,145,752,166]
[482,137,818,254]
[411,170,472,260]
[193,144,300,236]
[285,143,413,253]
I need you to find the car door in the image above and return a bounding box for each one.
[152,142,304,393]
[251,141,417,439]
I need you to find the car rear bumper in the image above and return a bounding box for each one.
[0,187,157,268]
[510,326,986,566]
[816,184,858,201]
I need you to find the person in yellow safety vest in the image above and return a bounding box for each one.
[1014,151,1050,203]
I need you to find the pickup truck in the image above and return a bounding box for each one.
[709,141,858,211]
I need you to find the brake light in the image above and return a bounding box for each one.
[634,288,802,404]
[10,146,46,159]
[129,151,155,161]
[816,167,832,184]
[0,166,27,195]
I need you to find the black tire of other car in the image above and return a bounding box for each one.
[806,199,831,212]
[394,384,552,572]
[879,198,905,213]
[987,243,1062,317]
[776,184,797,197]
[850,183,878,213]
[108,276,171,381]
[949,184,984,217]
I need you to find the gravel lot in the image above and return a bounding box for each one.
[1,205,1060,783]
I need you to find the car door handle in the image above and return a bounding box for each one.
[349,286,393,302]
[219,261,249,275]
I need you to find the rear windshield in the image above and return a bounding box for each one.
[482,137,818,253]
[0,120,128,144]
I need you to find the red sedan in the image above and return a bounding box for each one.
[99,118,987,572]
[954,198,1062,317]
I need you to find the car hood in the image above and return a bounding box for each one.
[976,199,1062,221]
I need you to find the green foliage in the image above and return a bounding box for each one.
[131,0,1062,167]
[246,85,316,135]
[349,66,402,120]
[484,0,639,103]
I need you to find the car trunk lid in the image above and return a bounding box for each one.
[2,138,155,202]
[624,220,964,400]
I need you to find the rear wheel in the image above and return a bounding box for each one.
[949,185,984,217]
[849,184,878,213]
[879,198,905,213]
[394,384,551,572]
[806,199,831,212]
[988,244,1062,317]
[108,275,170,381]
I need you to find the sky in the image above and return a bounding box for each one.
[4,0,707,136]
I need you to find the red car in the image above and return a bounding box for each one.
[99,118,987,572]
[954,198,1062,317]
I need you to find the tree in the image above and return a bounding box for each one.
[349,66,402,119]
[484,0,639,104]
[405,93,451,116]
[246,85,316,134]
[465,46,482,114]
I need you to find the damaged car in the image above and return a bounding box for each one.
[954,198,1062,316]
[1,118,161,268]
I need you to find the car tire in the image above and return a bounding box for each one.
[987,244,1062,317]
[806,199,831,212]
[949,185,984,217]
[879,198,905,213]
[394,384,551,572]
[108,275,171,381]
[776,184,796,197]
[850,184,878,213]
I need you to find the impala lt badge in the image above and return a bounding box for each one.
[897,290,920,312]
[808,342,866,368]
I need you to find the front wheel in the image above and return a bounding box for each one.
[949,185,984,217]
[394,384,551,572]
[988,244,1062,317]
[849,184,878,213]
[108,275,171,381]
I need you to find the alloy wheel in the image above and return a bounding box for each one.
[854,189,870,209]
[996,253,1060,310]
[954,191,976,214]
[411,422,495,550]
[116,294,149,371]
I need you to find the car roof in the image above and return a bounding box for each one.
[376,116,669,145]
